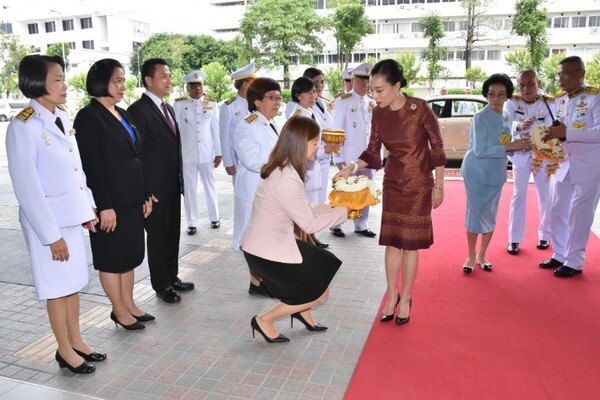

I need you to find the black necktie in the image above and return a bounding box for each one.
[315,100,325,114]
[55,117,65,134]
[269,123,278,136]
[311,113,317,121]
[161,102,176,135]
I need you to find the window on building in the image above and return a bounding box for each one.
[456,50,466,61]
[589,16,600,27]
[411,22,424,32]
[47,43,54,49]
[360,0,376,5]
[443,21,455,31]
[412,0,425,3]
[327,54,339,64]
[503,19,513,30]
[45,21,56,33]
[546,18,552,28]
[0,22,12,34]
[471,50,486,61]
[80,17,93,29]
[398,0,410,3]
[397,22,411,32]
[381,23,396,34]
[316,0,326,9]
[82,40,95,49]
[572,16,586,28]
[442,0,456,2]
[68,42,76,49]
[487,50,501,60]
[381,0,395,5]
[551,48,567,55]
[441,50,455,61]
[553,17,569,29]
[353,53,366,63]
[427,0,441,3]
[28,23,39,34]
[62,19,74,31]
[457,21,467,31]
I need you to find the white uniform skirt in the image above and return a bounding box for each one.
[22,225,89,300]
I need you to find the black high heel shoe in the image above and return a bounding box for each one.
[251,316,290,343]
[395,298,412,326]
[110,312,145,330]
[55,351,95,374]
[132,313,156,322]
[73,348,106,362]
[290,313,328,332]
[380,292,400,322]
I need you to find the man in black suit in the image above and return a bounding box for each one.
[128,58,194,303]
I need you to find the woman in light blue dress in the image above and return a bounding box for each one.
[460,74,531,273]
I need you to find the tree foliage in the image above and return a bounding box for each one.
[324,67,343,97]
[331,1,373,69]
[395,53,421,88]
[239,0,325,88]
[0,31,29,98]
[203,62,234,102]
[586,51,600,88]
[46,43,71,69]
[68,72,91,109]
[419,14,446,91]
[512,0,548,71]
[460,0,493,71]
[540,52,565,95]
[465,66,487,88]
[504,49,531,76]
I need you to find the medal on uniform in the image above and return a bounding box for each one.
[499,131,511,144]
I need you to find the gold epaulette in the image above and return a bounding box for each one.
[244,114,258,123]
[584,86,600,95]
[205,97,217,103]
[225,96,236,105]
[512,94,522,101]
[339,92,352,99]
[175,97,187,102]
[15,107,34,123]
[293,109,302,116]
[56,104,67,111]
[555,90,566,98]
[542,94,555,103]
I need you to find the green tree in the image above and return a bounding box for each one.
[203,62,233,102]
[324,67,343,97]
[239,0,326,88]
[68,72,91,109]
[465,66,487,88]
[586,51,600,88]
[46,43,71,69]
[504,49,532,76]
[540,52,565,95]
[122,77,140,106]
[512,0,548,71]
[331,1,373,69]
[129,33,189,83]
[460,0,493,71]
[183,35,247,74]
[395,53,421,88]
[419,14,446,92]
[0,31,29,98]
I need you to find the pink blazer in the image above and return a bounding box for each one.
[241,165,347,263]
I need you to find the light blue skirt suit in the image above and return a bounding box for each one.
[460,105,513,233]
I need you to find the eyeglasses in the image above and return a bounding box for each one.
[344,79,352,83]
[111,77,126,86]
[264,95,283,102]
[487,92,507,99]
[556,69,582,78]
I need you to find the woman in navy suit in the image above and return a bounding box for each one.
[75,59,154,330]
[6,55,102,374]
[460,74,531,273]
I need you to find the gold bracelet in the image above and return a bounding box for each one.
[433,185,444,190]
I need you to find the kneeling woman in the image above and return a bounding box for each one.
[241,116,348,343]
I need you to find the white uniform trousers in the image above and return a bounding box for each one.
[182,162,219,227]
[508,164,552,243]
[319,158,331,204]
[232,197,252,250]
[550,170,600,270]
[331,167,374,231]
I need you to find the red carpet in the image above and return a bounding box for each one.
[345,180,600,400]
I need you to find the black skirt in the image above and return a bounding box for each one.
[90,204,145,273]
[243,240,342,305]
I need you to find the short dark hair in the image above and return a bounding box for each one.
[482,73,514,98]
[560,55,585,70]
[303,67,323,80]
[247,77,281,112]
[86,58,123,97]
[141,58,168,89]
[234,77,252,90]
[371,59,407,88]
[291,77,315,103]
[18,55,65,99]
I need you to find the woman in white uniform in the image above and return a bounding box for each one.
[6,55,103,374]
[233,77,282,295]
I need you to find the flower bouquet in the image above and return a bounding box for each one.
[329,175,382,219]
[530,124,566,179]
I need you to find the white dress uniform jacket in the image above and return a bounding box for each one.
[313,97,335,203]
[504,95,555,244]
[219,94,249,172]
[174,96,221,225]
[6,100,96,300]
[232,111,279,250]
[549,86,600,270]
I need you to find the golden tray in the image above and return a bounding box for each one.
[329,188,377,219]
[322,128,345,153]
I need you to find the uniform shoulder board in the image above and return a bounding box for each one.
[584,86,600,95]
[175,97,187,102]
[15,106,35,123]
[293,109,302,116]
[511,94,522,101]
[542,94,555,103]
[56,104,67,111]
[339,92,352,99]
[206,97,217,103]
[555,90,566,98]
[225,96,236,105]
[244,114,258,123]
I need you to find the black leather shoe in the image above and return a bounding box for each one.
[73,348,106,362]
[211,220,220,229]
[507,242,519,255]
[110,312,145,330]
[155,286,181,303]
[331,228,345,237]
[251,316,290,343]
[540,258,563,269]
[172,278,194,292]
[355,228,377,238]
[186,226,197,235]
[248,282,271,297]
[55,351,95,374]
[290,313,328,332]
[537,240,550,250]
[316,242,329,248]
[554,265,582,277]
[132,313,155,322]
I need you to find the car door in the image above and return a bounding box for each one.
[443,99,486,160]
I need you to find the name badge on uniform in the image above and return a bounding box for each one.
[499,133,511,144]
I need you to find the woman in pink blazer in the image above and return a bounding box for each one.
[241,116,348,343]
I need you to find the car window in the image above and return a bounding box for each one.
[429,100,445,118]
[452,100,483,117]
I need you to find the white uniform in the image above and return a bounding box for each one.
[219,94,249,182]
[504,95,555,244]
[331,90,375,231]
[549,86,600,270]
[232,111,279,250]
[313,97,335,203]
[6,100,96,300]
[174,96,221,226]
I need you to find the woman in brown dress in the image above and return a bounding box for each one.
[335,59,445,325]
